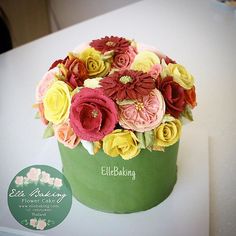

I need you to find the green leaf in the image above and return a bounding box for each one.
[181,105,193,121]
[136,130,154,149]
[43,122,54,138]
[34,111,40,119]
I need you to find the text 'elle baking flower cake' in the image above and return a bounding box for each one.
[34,36,197,213]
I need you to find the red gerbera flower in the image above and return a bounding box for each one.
[89,36,130,53]
[100,70,155,101]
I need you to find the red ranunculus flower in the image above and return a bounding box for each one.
[64,57,88,89]
[164,56,176,65]
[89,36,130,53]
[48,58,65,70]
[156,76,186,118]
[100,69,155,101]
[185,86,197,108]
[69,88,118,141]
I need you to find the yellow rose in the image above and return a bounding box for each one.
[161,63,194,89]
[43,81,71,124]
[154,116,182,148]
[103,129,140,160]
[79,47,110,77]
[131,50,160,72]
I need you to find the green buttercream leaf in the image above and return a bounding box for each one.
[161,114,175,123]
[102,50,114,60]
[116,99,135,106]
[181,105,193,121]
[71,87,81,97]
[34,111,40,119]
[43,122,54,139]
[135,130,154,149]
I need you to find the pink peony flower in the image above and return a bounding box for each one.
[36,219,47,230]
[54,121,80,149]
[15,176,24,185]
[30,218,37,228]
[35,68,58,103]
[69,88,118,141]
[119,89,165,132]
[54,178,63,188]
[27,168,41,182]
[112,46,137,70]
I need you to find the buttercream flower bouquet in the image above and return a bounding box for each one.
[34,36,197,160]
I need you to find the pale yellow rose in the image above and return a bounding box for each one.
[103,129,140,160]
[43,81,71,124]
[131,50,160,72]
[79,47,110,77]
[161,63,194,89]
[154,115,182,148]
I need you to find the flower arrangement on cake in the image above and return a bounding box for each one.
[34,36,196,160]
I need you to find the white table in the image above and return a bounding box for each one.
[0,0,235,235]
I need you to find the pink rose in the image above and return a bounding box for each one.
[69,88,118,141]
[112,46,136,70]
[149,64,162,79]
[54,178,63,188]
[35,68,58,103]
[30,218,37,228]
[36,219,47,230]
[27,168,41,182]
[119,89,165,132]
[54,121,80,149]
[15,176,24,185]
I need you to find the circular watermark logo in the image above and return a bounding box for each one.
[8,165,72,231]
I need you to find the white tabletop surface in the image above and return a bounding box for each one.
[0,0,235,235]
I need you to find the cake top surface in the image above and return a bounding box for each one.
[34,36,197,160]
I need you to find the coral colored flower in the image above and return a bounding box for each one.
[62,56,88,89]
[27,168,41,182]
[36,219,47,230]
[38,103,49,125]
[154,115,182,148]
[90,36,130,53]
[43,81,72,125]
[156,76,186,118]
[148,64,162,79]
[119,89,165,132]
[185,86,197,108]
[112,46,137,70]
[15,176,24,185]
[69,88,118,141]
[161,63,194,89]
[79,47,110,77]
[54,121,80,149]
[103,129,140,160]
[35,68,58,103]
[131,50,160,73]
[100,69,155,101]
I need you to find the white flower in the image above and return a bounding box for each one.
[54,178,63,188]
[40,171,50,184]
[30,218,37,228]
[36,219,47,230]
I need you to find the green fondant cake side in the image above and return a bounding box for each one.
[58,142,179,213]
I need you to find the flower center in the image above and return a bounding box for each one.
[135,102,144,111]
[106,41,116,47]
[119,76,133,84]
[91,110,98,118]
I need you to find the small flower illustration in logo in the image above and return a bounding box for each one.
[30,218,37,228]
[48,177,54,185]
[23,177,30,185]
[27,168,41,182]
[54,178,63,188]
[40,171,51,184]
[15,176,24,186]
[36,219,47,230]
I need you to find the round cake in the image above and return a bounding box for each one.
[34,36,197,213]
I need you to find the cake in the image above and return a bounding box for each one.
[34,36,197,213]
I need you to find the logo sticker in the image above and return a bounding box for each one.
[8,165,72,231]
